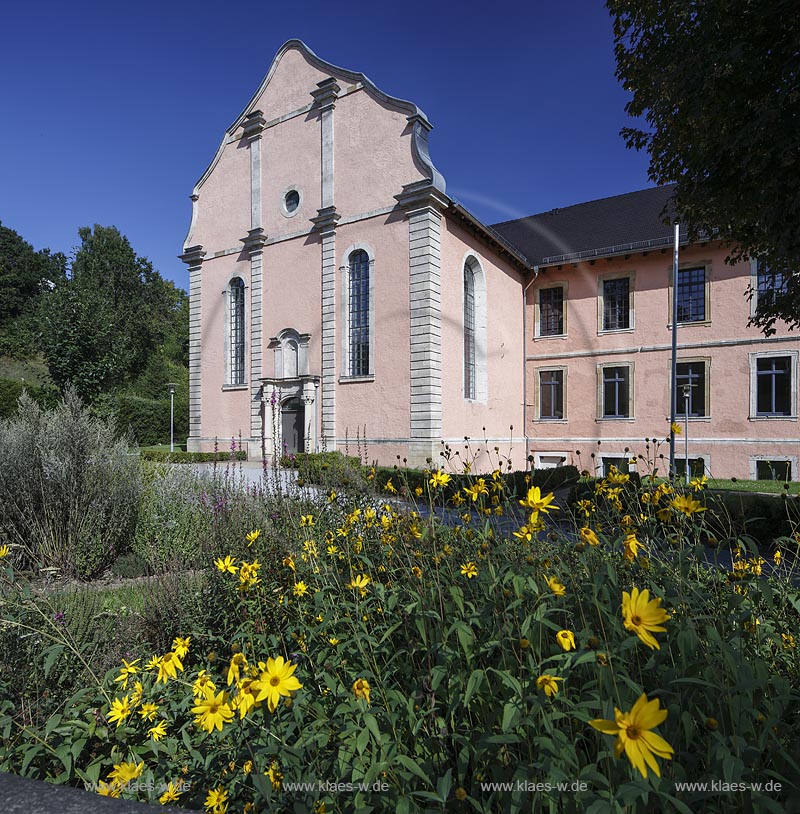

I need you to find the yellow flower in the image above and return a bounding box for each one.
[782,632,796,649]
[159,782,183,804]
[451,491,465,506]
[0,545,10,560]
[536,675,563,698]
[519,486,558,514]
[192,687,234,732]
[148,720,167,741]
[353,677,371,704]
[622,587,669,649]
[242,760,253,776]
[429,470,451,488]
[590,693,673,778]
[95,780,121,797]
[193,670,216,698]
[671,494,706,517]
[214,555,238,574]
[106,695,131,728]
[411,565,422,579]
[173,636,191,659]
[346,574,371,596]
[580,527,600,547]
[204,786,229,813]
[227,652,248,686]
[300,515,314,527]
[328,637,340,646]
[145,655,160,671]
[328,490,337,502]
[670,421,682,435]
[690,475,708,491]
[283,554,296,571]
[464,479,489,501]
[556,630,576,651]
[623,532,641,562]
[254,656,303,712]
[545,575,566,596]
[108,760,144,786]
[238,559,261,591]
[233,677,259,718]
[460,561,478,579]
[773,550,782,565]
[266,761,283,791]
[130,681,144,707]
[414,486,423,497]
[384,478,397,494]
[139,702,158,721]
[113,658,140,690]
[293,580,310,597]
[156,651,184,684]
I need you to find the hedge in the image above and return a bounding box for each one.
[114,394,189,447]
[140,449,247,463]
[0,378,59,419]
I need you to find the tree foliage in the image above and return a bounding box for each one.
[39,225,187,401]
[607,0,800,334]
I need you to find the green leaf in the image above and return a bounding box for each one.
[363,712,381,745]
[395,754,432,787]
[464,669,484,707]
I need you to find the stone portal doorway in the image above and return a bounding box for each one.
[281,397,305,455]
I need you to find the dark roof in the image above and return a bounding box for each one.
[491,185,687,266]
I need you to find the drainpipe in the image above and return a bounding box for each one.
[522,266,539,470]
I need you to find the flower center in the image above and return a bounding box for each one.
[626,725,641,740]
[631,614,642,626]
[270,676,281,687]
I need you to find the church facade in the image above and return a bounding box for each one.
[182,40,798,480]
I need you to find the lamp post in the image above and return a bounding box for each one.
[167,383,176,452]
[682,383,691,486]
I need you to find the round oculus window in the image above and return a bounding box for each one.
[284,189,300,214]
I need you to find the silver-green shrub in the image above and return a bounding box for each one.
[0,387,140,578]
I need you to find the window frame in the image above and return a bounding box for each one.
[668,261,712,327]
[597,361,634,420]
[535,365,567,421]
[534,281,567,339]
[461,254,488,403]
[749,350,798,419]
[674,357,711,419]
[223,276,247,389]
[750,258,790,316]
[598,272,635,334]
[339,243,376,381]
[749,455,796,482]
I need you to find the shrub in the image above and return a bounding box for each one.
[114,394,190,448]
[140,449,246,463]
[0,377,58,419]
[0,388,140,579]
[286,452,367,491]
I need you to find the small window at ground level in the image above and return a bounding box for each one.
[755,459,792,481]
[674,458,706,478]
[602,457,630,476]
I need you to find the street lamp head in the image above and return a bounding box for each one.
[167,382,177,395]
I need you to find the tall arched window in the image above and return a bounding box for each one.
[463,262,476,399]
[348,250,370,377]
[229,277,245,385]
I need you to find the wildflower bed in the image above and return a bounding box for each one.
[1,459,799,813]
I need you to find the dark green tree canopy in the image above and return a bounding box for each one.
[40,225,186,401]
[607,0,800,335]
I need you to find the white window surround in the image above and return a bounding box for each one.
[749,455,797,481]
[534,452,570,469]
[280,185,303,219]
[462,253,488,403]
[534,365,568,421]
[667,261,713,327]
[271,328,311,379]
[596,453,634,477]
[222,273,248,389]
[339,242,376,380]
[748,349,798,419]
[597,271,635,334]
[596,361,635,420]
[534,280,568,339]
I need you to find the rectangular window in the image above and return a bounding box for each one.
[757,261,789,310]
[756,356,791,416]
[539,286,564,336]
[539,369,564,420]
[603,278,630,331]
[755,459,792,481]
[676,361,707,417]
[602,365,631,418]
[602,457,630,476]
[229,279,246,386]
[464,266,476,399]
[349,252,370,377]
[676,267,706,323]
[675,458,706,478]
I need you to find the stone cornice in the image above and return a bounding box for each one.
[310,77,341,109]
[394,181,450,214]
[311,206,341,233]
[241,228,268,254]
[242,110,266,138]
[179,245,206,266]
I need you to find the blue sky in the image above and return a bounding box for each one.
[1,0,651,288]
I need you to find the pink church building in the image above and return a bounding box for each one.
[182,40,798,480]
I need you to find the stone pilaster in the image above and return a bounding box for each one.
[311,78,340,210]
[179,245,206,451]
[312,207,341,450]
[242,228,267,453]
[396,182,449,464]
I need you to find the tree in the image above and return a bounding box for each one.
[607,0,800,335]
[39,225,186,401]
[0,223,66,354]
